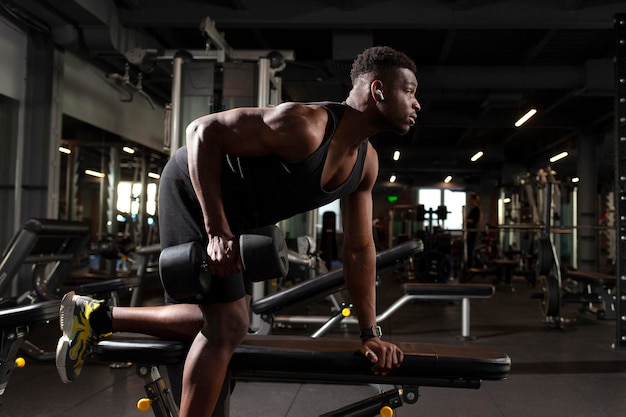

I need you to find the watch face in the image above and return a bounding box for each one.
[373,325,383,337]
[361,326,382,338]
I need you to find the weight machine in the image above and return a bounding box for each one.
[507,168,618,326]
[122,17,293,156]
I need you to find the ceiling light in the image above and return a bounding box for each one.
[444,175,452,183]
[58,146,71,154]
[572,176,580,183]
[470,151,483,162]
[389,174,397,183]
[85,169,105,178]
[123,146,136,154]
[148,172,161,179]
[549,151,568,163]
[514,108,537,127]
[503,197,511,203]
[393,150,400,161]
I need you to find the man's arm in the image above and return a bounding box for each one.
[341,144,404,374]
[185,103,328,276]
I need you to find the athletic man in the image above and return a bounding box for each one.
[56,45,421,417]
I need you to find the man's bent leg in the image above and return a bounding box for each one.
[179,296,250,417]
[111,304,204,341]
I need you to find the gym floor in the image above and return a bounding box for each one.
[1,271,625,417]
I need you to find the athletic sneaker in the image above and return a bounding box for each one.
[56,291,107,383]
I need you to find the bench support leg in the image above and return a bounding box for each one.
[0,326,26,396]
[137,365,179,417]
[459,298,475,340]
[319,387,404,417]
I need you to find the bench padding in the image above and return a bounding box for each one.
[566,270,616,285]
[403,283,494,298]
[0,300,60,328]
[91,334,510,387]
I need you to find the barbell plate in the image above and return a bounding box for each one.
[536,237,554,276]
[538,274,560,318]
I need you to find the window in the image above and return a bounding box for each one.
[443,189,466,230]
[418,188,466,230]
[117,182,158,217]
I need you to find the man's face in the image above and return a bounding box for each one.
[379,68,420,135]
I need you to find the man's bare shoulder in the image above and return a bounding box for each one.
[268,101,328,120]
[264,102,329,135]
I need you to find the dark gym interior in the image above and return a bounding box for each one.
[1,1,626,416]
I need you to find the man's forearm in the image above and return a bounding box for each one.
[343,245,378,331]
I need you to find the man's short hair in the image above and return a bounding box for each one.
[350,46,417,84]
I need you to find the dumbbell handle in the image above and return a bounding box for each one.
[201,233,288,279]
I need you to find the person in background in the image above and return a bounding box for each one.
[465,192,482,269]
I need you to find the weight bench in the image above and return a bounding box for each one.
[564,270,617,319]
[91,334,511,417]
[313,283,494,340]
[251,240,424,336]
[0,218,92,399]
[0,300,60,396]
[398,283,495,340]
[492,259,518,291]
[0,218,91,303]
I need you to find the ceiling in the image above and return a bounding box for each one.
[3,0,626,190]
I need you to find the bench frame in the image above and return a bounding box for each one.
[91,335,511,417]
[400,283,494,340]
[267,283,494,340]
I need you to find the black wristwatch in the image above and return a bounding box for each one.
[360,325,383,339]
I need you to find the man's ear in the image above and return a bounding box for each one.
[371,81,384,102]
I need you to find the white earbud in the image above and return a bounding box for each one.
[375,89,385,101]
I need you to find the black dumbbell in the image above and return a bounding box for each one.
[159,225,288,300]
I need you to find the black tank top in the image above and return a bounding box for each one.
[175,101,369,230]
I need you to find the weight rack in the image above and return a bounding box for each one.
[614,13,626,349]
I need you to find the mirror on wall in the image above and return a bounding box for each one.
[58,115,168,250]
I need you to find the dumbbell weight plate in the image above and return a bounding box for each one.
[240,225,289,281]
[159,241,211,300]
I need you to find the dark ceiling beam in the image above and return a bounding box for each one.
[281,61,613,91]
[118,0,626,29]
[417,62,612,91]
[438,29,457,64]
[520,29,557,64]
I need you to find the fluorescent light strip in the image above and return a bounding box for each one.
[389,174,397,183]
[85,169,105,178]
[549,151,568,162]
[514,108,537,127]
[571,177,580,183]
[392,150,401,161]
[444,175,452,183]
[470,151,483,162]
[148,172,161,179]
[123,146,136,154]
[58,146,71,154]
